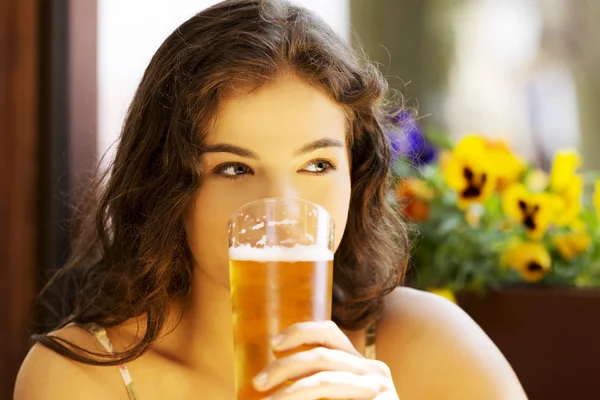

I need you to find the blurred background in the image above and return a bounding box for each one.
[2,0,599,398]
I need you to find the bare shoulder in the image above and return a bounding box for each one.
[14,325,127,400]
[376,287,527,400]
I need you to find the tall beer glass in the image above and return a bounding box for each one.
[228,197,334,400]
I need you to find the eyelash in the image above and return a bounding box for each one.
[213,163,254,180]
[213,159,337,181]
[302,159,337,175]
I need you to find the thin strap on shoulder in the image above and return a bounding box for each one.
[364,319,377,360]
[86,323,139,400]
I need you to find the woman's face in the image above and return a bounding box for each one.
[185,74,352,287]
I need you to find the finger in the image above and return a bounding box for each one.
[272,320,361,356]
[266,371,390,400]
[254,347,383,391]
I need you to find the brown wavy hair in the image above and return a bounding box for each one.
[34,0,409,365]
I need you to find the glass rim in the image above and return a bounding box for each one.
[227,196,333,226]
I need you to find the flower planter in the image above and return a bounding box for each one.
[457,288,600,400]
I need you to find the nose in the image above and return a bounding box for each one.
[264,174,299,200]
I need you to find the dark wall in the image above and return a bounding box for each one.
[0,0,97,397]
[0,0,40,397]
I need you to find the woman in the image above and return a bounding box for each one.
[15,1,527,398]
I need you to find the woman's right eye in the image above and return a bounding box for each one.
[213,163,253,180]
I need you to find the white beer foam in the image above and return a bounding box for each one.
[229,244,333,262]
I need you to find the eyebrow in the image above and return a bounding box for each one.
[294,138,344,156]
[203,138,345,159]
[203,143,259,159]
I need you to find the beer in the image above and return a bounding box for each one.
[229,245,334,400]
[228,198,335,399]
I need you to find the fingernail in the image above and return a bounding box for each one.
[271,334,284,348]
[253,372,268,389]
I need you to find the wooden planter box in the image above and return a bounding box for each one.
[457,288,600,400]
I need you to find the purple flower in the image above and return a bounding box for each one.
[388,110,437,167]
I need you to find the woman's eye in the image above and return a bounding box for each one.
[214,163,253,179]
[301,159,336,175]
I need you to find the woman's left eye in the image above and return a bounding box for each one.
[301,159,336,175]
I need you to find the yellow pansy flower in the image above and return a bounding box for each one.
[502,184,562,239]
[569,218,587,233]
[501,241,552,282]
[553,175,583,227]
[428,288,457,303]
[550,150,581,194]
[442,135,496,209]
[553,232,591,261]
[549,150,583,226]
[484,138,525,191]
[594,181,600,218]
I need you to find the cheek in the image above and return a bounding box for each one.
[185,178,271,278]
[302,171,351,252]
[184,186,233,279]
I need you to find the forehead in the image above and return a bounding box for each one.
[208,74,348,148]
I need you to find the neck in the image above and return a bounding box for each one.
[189,266,235,377]
[149,266,236,385]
